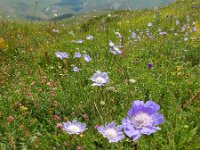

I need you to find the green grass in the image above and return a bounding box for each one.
[0,0,200,149]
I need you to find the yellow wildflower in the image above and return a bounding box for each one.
[20,106,28,111]
[0,37,6,49]
[80,134,84,137]
[176,66,183,71]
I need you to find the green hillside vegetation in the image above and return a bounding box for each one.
[0,0,175,20]
[0,0,200,149]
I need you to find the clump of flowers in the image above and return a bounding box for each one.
[97,122,125,143]
[62,120,87,135]
[108,40,122,55]
[90,71,109,86]
[55,52,69,60]
[110,46,122,55]
[109,40,115,47]
[122,100,164,141]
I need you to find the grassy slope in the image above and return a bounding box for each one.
[0,0,200,149]
[0,0,174,19]
[0,0,61,19]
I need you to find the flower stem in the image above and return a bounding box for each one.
[94,101,103,123]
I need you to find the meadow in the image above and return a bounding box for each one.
[0,0,200,149]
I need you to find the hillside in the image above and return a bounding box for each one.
[0,0,175,20]
[0,0,200,149]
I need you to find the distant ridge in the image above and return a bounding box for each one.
[0,0,175,20]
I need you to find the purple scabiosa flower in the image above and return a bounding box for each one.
[131,32,136,38]
[193,26,197,32]
[148,63,153,69]
[86,35,94,40]
[159,32,167,35]
[90,71,109,86]
[62,120,87,135]
[181,24,186,32]
[109,40,115,47]
[55,52,68,60]
[109,46,122,55]
[137,36,142,41]
[176,20,179,25]
[74,52,81,58]
[97,122,125,143]
[148,22,152,27]
[72,66,80,72]
[77,39,84,44]
[83,53,92,62]
[122,100,164,141]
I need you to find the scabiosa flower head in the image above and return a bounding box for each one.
[148,63,153,69]
[55,52,68,60]
[109,46,122,55]
[62,120,87,135]
[86,35,94,40]
[109,40,115,47]
[176,20,179,25]
[90,71,109,86]
[74,52,81,58]
[97,122,125,143]
[137,36,142,41]
[83,53,92,62]
[148,22,153,27]
[122,100,164,141]
[193,26,197,32]
[72,66,80,72]
[77,39,84,44]
[159,32,167,35]
[131,32,136,38]
[181,24,186,32]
